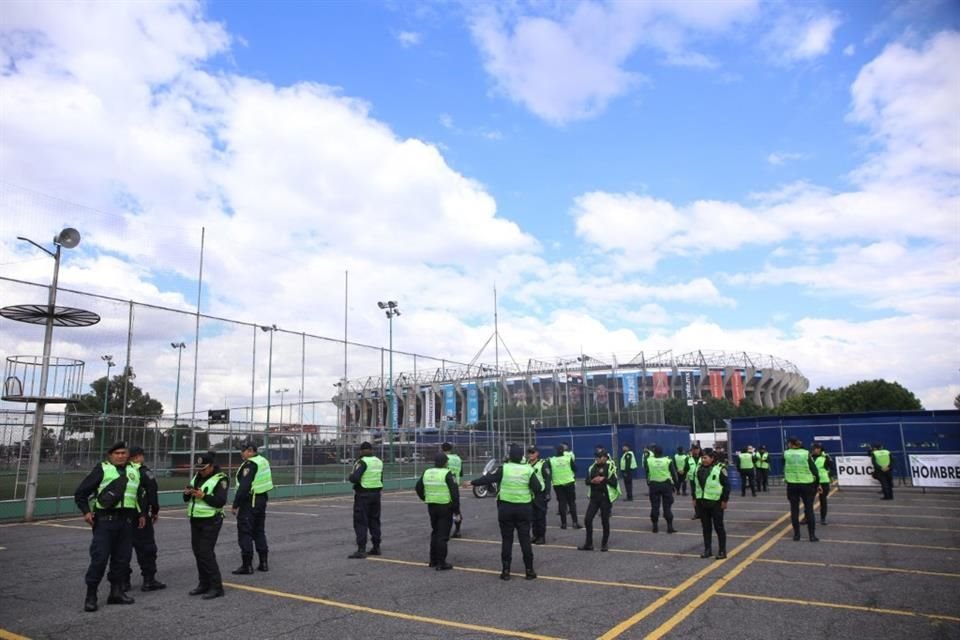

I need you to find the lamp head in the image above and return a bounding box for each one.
[54,227,81,249]
[377,301,386,309]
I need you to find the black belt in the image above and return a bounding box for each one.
[93,511,136,521]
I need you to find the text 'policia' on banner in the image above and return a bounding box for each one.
[836,454,960,488]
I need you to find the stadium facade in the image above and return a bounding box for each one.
[334,350,808,432]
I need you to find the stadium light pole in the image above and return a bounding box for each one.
[260,324,277,451]
[18,227,81,522]
[171,342,186,430]
[275,388,289,426]
[377,301,399,463]
[99,354,115,456]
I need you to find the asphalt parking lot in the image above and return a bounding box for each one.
[1,484,958,639]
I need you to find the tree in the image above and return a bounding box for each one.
[954,393,960,410]
[777,379,922,415]
[65,367,164,454]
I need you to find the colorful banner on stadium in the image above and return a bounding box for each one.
[443,385,456,425]
[538,376,555,407]
[621,372,638,406]
[406,387,417,426]
[709,371,724,399]
[909,454,960,488]
[391,391,398,429]
[730,371,744,406]
[466,383,479,423]
[423,387,436,429]
[835,455,879,487]
[589,374,611,414]
[652,371,670,399]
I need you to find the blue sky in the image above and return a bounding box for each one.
[0,0,958,415]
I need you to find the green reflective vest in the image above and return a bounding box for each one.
[620,451,637,472]
[693,464,723,501]
[446,453,462,482]
[739,452,755,469]
[674,454,688,474]
[499,462,534,504]
[187,472,226,518]
[422,468,452,504]
[813,454,831,483]
[689,456,701,479]
[551,455,574,486]
[530,459,546,491]
[784,448,815,484]
[96,462,140,510]
[360,456,384,489]
[873,449,891,470]
[248,454,274,494]
[647,456,672,483]
[588,460,621,503]
[756,452,770,470]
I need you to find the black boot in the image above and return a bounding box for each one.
[106,583,135,605]
[500,562,511,581]
[666,519,676,534]
[348,547,367,559]
[202,586,225,600]
[83,585,98,612]
[257,552,269,572]
[525,564,537,580]
[700,548,713,559]
[232,555,254,574]
[188,585,210,596]
[651,518,659,533]
[367,545,381,556]
[141,575,167,591]
[121,579,132,593]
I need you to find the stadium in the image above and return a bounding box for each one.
[334,349,809,438]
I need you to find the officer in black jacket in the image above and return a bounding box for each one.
[577,447,619,552]
[347,441,383,559]
[527,446,552,545]
[692,448,729,559]
[184,452,229,599]
[74,441,146,612]
[124,446,165,592]
[415,453,461,570]
[642,445,678,533]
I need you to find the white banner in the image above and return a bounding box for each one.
[909,454,960,488]
[423,388,436,430]
[836,455,879,487]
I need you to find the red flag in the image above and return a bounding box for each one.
[709,371,724,399]
[731,371,745,406]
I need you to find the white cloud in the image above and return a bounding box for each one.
[468,0,757,124]
[767,151,810,166]
[843,43,856,56]
[396,31,422,48]
[763,10,841,63]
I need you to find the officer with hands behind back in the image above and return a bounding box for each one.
[231,441,274,574]
[348,441,383,559]
[125,445,165,593]
[74,441,146,612]
[415,452,460,570]
[692,447,729,560]
[184,451,229,599]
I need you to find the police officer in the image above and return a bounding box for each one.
[415,452,460,570]
[231,441,273,574]
[643,445,677,534]
[784,437,822,542]
[441,442,464,538]
[692,448,728,559]
[125,446,165,592]
[673,446,689,495]
[737,447,757,497]
[348,441,383,558]
[577,447,620,552]
[870,443,894,500]
[471,444,541,580]
[75,441,145,612]
[551,444,580,529]
[528,446,552,544]
[687,444,702,519]
[755,446,770,492]
[184,451,229,599]
[619,444,638,501]
[811,443,835,524]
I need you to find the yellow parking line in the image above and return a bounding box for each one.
[453,536,701,559]
[598,511,793,640]
[368,557,671,592]
[223,582,565,640]
[755,558,960,578]
[0,628,31,640]
[790,538,960,552]
[715,592,960,623]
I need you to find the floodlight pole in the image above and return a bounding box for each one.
[172,342,186,429]
[378,301,399,463]
[99,355,115,456]
[261,325,277,452]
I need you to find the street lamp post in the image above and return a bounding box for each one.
[260,325,277,451]
[171,341,186,430]
[18,228,81,522]
[99,355,115,455]
[275,388,289,426]
[377,301,400,463]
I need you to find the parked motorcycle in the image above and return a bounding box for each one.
[472,458,501,498]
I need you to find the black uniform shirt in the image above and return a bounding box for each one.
[349,458,384,494]
[139,463,160,516]
[183,465,229,511]
[585,460,619,501]
[232,458,261,508]
[74,462,146,515]
[415,468,461,513]
[534,459,553,496]
[695,463,731,503]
